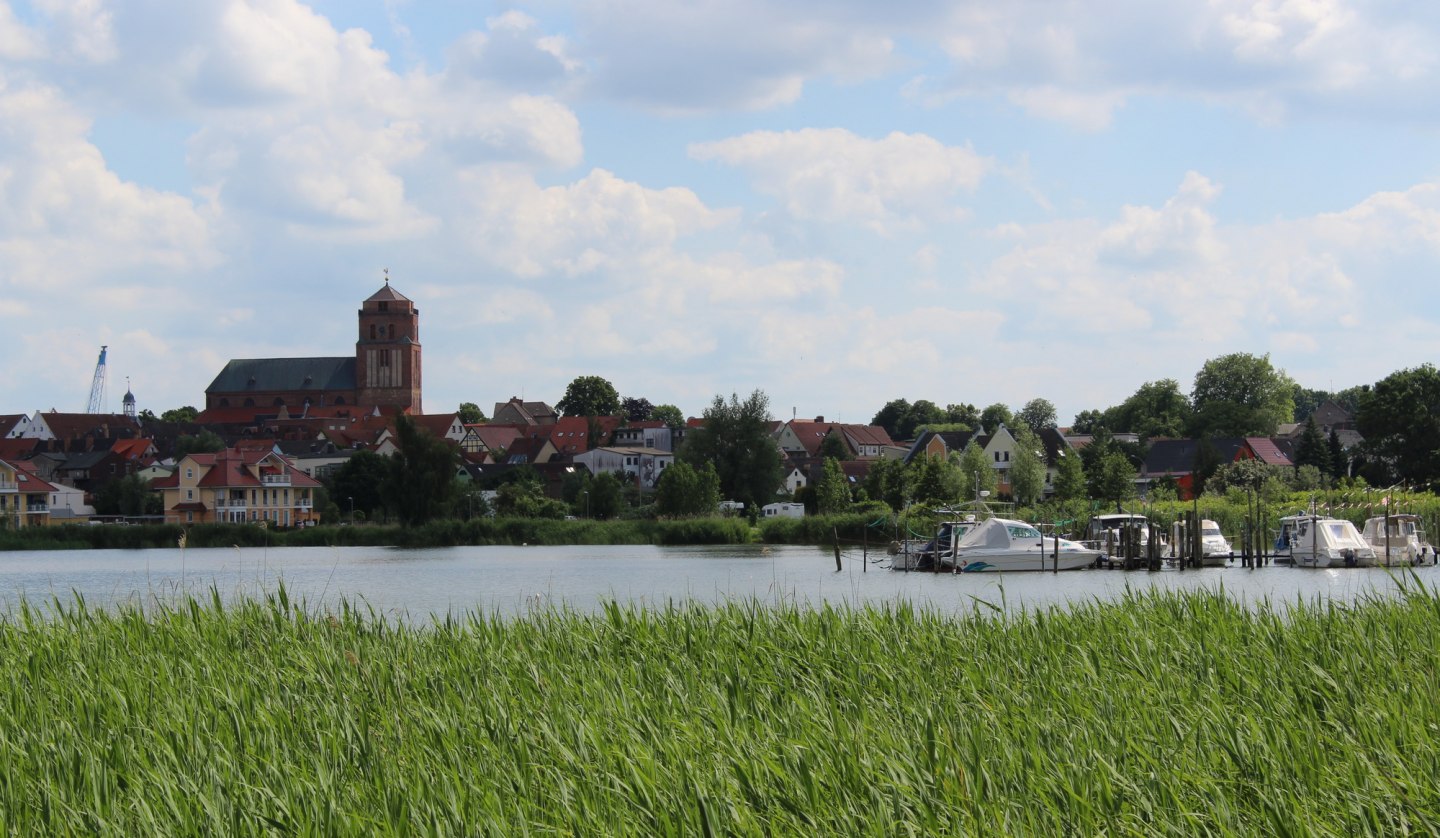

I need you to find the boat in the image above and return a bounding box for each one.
[942,517,1104,572]
[1275,511,1376,568]
[888,518,979,571]
[1082,512,1165,570]
[1360,513,1435,566]
[1168,518,1234,567]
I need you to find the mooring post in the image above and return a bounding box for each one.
[833,527,842,572]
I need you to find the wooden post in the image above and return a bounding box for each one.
[862,525,867,573]
[1053,529,1060,573]
[833,527,842,572]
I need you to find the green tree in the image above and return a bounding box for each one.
[495,475,568,518]
[1016,398,1057,433]
[1070,409,1106,434]
[654,461,721,517]
[871,399,912,440]
[1052,449,1086,501]
[160,406,199,423]
[904,400,946,437]
[587,472,625,520]
[556,375,621,417]
[1008,425,1048,506]
[814,458,852,514]
[137,409,157,423]
[818,431,851,461]
[1191,437,1224,498]
[457,402,485,424]
[944,403,980,428]
[679,390,784,509]
[174,430,225,457]
[326,450,391,521]
[383,414,460,526]
[909,453,964,505]
[93,475,154,516]
[1190,352,1295,437]
[1109,379,1191,439]
[979,403,1014,432]
[862,457,910,511]
[651,404,685,431]
[1094,451,1137,506]
[620,397,655,422]
[1356,364,1440,486]
[1293,416,1332,480]
[1327,429,1346,479]
[956,440,996,500]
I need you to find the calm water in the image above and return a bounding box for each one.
[2,544,1436,619]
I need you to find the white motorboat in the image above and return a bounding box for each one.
[1360,513,1435,566]
[1083,512,1165,569]
[889,519,979,571]
[1169,519,1234,567]
[1276,512,1376,568]
[944,517,1103,572]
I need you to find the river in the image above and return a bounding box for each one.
[2,543,1435,619]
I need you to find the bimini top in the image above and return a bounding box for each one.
[955,517,1042,550]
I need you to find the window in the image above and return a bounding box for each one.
[186,468,193,479]
[370,325,377,339]
[186,490,193,500]
[379,301,389,311]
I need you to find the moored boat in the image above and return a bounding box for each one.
[1277,511,1376,568]
[943,517,1103,572]
[1360,513,1435,566]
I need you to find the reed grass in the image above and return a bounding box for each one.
[2,584,1440,834]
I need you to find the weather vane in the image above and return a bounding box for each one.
[383,267,390,285]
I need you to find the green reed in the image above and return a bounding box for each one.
[2,583,1439,835]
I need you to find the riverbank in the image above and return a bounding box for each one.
[3,586,1437,833]
[0,512,891,551]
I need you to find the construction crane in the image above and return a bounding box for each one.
[86,346,108,414]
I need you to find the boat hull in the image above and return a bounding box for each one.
[950,550,1101,572]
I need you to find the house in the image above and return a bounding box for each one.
[150,447,322,526]
[491,398,558,426]
[1139,438,1285,499]
[762,502,805,519]
[775,417,895,459]
[572,446,674,489]
[612,421,683,452]
[0,458,58,527]
[501,436,560,465]
[0,414,35,439]
[461,425,522,459]
[18,411,142,442]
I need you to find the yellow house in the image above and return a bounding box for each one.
[152,447,322,526]
[0,458,57,528]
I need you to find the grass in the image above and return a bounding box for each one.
[2,584,1440,834]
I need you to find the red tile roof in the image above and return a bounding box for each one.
[1245,437,1294,467]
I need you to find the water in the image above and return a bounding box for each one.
[2,544,1436,620]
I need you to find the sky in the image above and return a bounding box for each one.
[3,1,1440,428]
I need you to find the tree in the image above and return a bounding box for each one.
[161,406,199,423]
[905,400,946,437]
[651,404,685,431]
[655,461,721,517]
[326,450,392,521]
[93,475,155,516]
[174,430,225,457]
[1293,416,1332,479]
[1327,429,1346,479]
[862,457,910,511]
[137,409,157,424]
[944,403,980,428]
[818,431,851,461]
[1052,450,1086,501]
[1008,425,1048,506]
[620,397,655,422]
[556,375,621,417]
[679,390,784,509]
[1094,452,1137,506]
[1016,398,1057,434]
[1070,409,1106,434]
[495,474,568,518]
[1355,364,1440,486]
[457,402,485,424]
[979,403,1014,432]
[1191,437,1224,498]
[909,453,964,505]
[587,472,625,520]
[382,414,460,526]
[956,440,996,500]
[814,458,852,514]
[871,399,912,440]
[1108,379,1191,439]
[1190,352,1295,437]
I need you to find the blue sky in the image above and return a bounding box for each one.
[3,0,1439,428]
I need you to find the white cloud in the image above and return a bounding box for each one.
[690,129,990,233]
[0,2,44,60]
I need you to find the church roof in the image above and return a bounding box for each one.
[365,283,411,303]
[206,357,356,394]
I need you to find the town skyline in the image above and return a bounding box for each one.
[3,1,1439,426]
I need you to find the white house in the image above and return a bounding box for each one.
[571,446,674,489]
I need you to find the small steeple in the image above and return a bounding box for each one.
[122,377,137,420]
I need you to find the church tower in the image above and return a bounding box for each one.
[355,274,422,413]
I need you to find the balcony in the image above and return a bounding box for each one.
[261,474,292,486]
[214,499,248,509]
[26,504,49,513]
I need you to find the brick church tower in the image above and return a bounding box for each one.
[355,277,422,413]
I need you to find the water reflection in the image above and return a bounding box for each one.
[0,544,1433,619]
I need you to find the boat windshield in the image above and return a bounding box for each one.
[1202,525,1222,536]
[1007,524,1041,540]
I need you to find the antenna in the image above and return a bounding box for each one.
[86,346,108,414]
